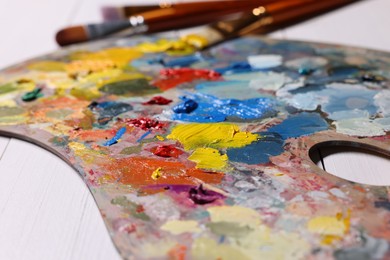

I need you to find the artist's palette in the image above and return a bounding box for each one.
[1,34,390,259]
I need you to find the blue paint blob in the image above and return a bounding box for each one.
[171,93,276,123]
[172,98,198,113]
[104,127,126,146]
[298,67,315,75]
[267,112,329,140]
[227,132,284,165]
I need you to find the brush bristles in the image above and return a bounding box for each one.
[55,26,88,46]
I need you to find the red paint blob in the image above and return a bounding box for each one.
[152,68,222,90]
[126,117,165,131]
[142,96,172,105]
[152,145,184,158]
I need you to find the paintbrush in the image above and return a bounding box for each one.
[55,0,278,46]
[56,0,361,47]
[179,0,360,50]
[238,0,361,35]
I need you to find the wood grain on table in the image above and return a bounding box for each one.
[0,0,389,259]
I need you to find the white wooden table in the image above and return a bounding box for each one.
[1,0,390,259]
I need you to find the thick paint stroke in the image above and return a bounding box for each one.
[172,93,276,123]
[105,156,224,187]
[167,123,259,150]
[188,147,228,170]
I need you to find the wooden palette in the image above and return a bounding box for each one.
[0,34,390,259]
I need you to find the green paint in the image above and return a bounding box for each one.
[0,106,25,117]
[0,83,17,95]
[50,136,69,147]
[79,110,95,130]
[206,222,253,237]
[22,88,43,102]
[111,196,150,221]
[99,78,161,96]
[120,146,142,155]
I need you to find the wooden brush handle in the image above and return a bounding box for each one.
[240,0,361,35]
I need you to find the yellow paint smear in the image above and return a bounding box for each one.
[0,100,17,107]
[27,61,66,72]
[167,123,258,151]
[65,59,116,76]
[207,206,261,228]
[151,167,163,180]
[307,216,346,236]
[70,47,143,67]
[182,34,208,49]
[188,147,227,170]
[156,135,165,141]
[161,220,201,235]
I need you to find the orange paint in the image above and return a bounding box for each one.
[69,128,117,142]
[168,244,187,260]
[105,156,224,187]
[31,96,89,123]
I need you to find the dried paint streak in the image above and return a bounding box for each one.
[161,220,201,235]
[207,205,261,227]
[307,216,347,236]
[167,123,259,150]
[188,147,228,170]
[68,142,108,164]
[111,196,150,220]
[136,130,151,142]
[151,145,184,158]
[105,157,224,187]
[104,127,126,146]
[227,132,284,165]
[152,68,222,90]
[267,112,328,140]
